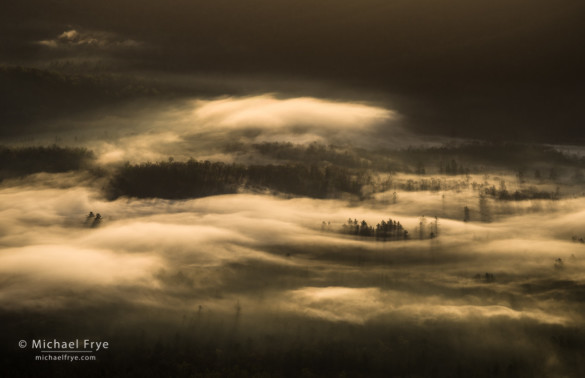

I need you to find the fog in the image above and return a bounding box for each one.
[2,171,585,320]
[4,94,410,166]
[1,164,584,375]
[2,1,584,375]
[2,121,585,375]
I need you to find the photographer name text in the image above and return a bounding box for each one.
[29,339,108,351]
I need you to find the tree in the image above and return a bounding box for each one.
[419,215,426,240]
[359,220,373,236]
[479,194,491,223]
[432,216,439,237]
[92,213,102,228]
[463,206,470,222]
[84,211,95,227]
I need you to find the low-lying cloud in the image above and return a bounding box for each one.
[33,94,403,164]
[191,95,393,133]
[1,174,585,328]
[2,170,585,376]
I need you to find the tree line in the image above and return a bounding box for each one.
[239,141,585,176]
[107,159,370,200]
[482,185,560,201]
[0,145,95,179]
[340,218,409,240]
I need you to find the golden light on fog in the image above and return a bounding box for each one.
[191,95,394,130]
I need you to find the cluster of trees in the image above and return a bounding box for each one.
[246,163,366,198]
[108,160,244,200]
[333,215,444,241]
[107,159,369,200]
[0,145,95,179]
[390,142,582,176]
[439,159,470,175]
[399,142,583,169]
[414,215,440,239]
[482,185,560,201]
[226,142,404,172]
[224,141,585,183]
[340,218,408,240]
[249,142,370,169]
[401,178,469,192]
[84,212,102,228]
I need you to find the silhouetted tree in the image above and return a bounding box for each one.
[432,216,439,237]
[84,211,95,226]
[91,213,102,228]
[419,215,426,240]
[479,194,491,222]
[340,216,407,241]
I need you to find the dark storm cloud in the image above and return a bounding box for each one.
[1,0,584,143]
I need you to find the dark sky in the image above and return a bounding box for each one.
[1,0,584,143]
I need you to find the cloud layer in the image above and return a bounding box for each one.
[2,173,585,327]
[21,94,402,164]
[1,167,585,375]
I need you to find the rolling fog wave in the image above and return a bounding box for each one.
[1,174,584,330]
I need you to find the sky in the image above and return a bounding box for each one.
[1,0,584,144]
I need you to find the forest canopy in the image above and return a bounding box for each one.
[0,145,95,180]
[106,160,368,200]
